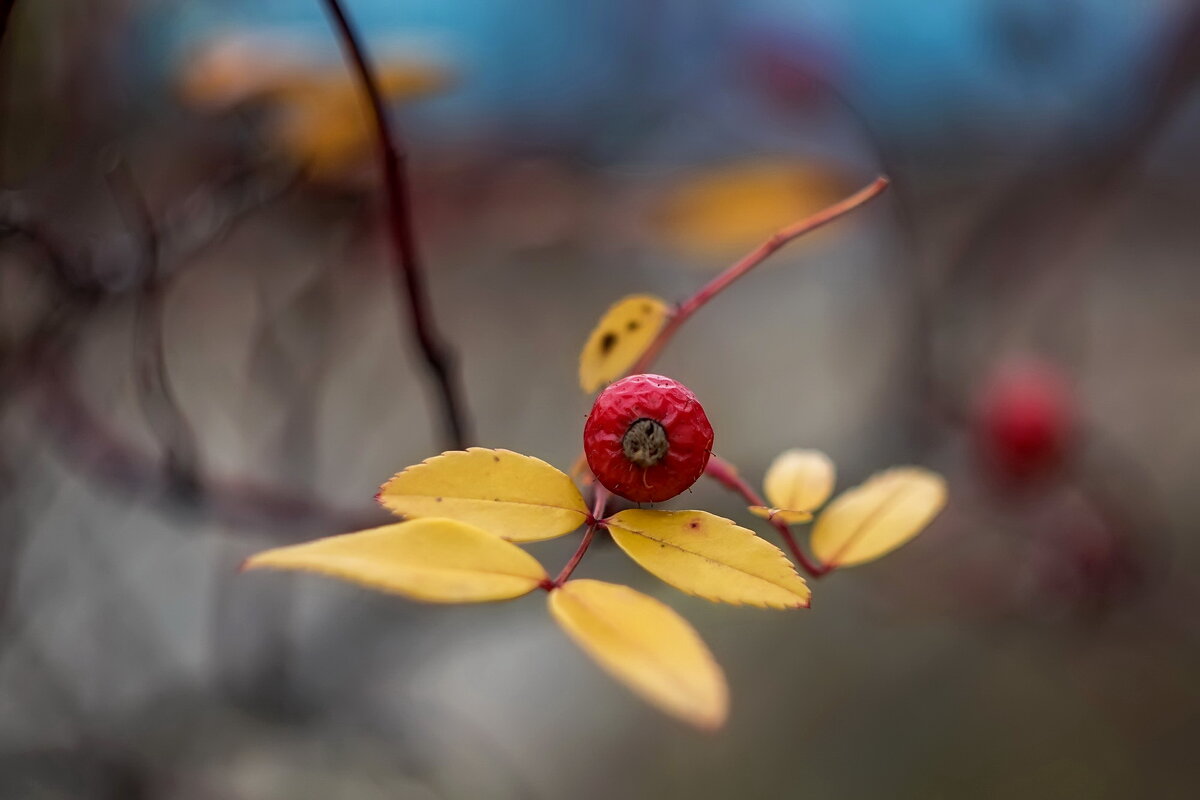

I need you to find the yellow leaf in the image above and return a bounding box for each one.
[578,294,670,392]
[377,448,589,542]
[548,579,728,730]
[810,467,947,567]
[242,518,548,603]
[271,89,373,178]
[226,53,451,179]
[748,449,836,523]
[179,33,451,113]
[606,510,811,608]
[376,61,456,99]
[747,506,813,524]
[655,160,855,258]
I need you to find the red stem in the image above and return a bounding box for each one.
[631,176,889,373]
[551,523,597,588]
[704,455,829,578]
[549,486,610,588]
[319,0,470,449]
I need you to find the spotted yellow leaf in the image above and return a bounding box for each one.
[548,579,728,730]
[811,467,947,568]
[655,160,854,258]
[748,448,836,524]
[242,518,548,602]
[579,294,670,392]
[377,448,589,543]
[605,509,811,608]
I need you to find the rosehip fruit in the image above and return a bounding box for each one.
[976,359,1075,482]
[584,373,714,503]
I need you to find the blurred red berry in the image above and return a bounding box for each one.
[584,373,714,503]
[976,359,1075,482]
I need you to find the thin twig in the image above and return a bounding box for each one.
[106,160,202,495]
[704,455,827,578]
[926,4,1200,419]
[318,0,470,449]
[549,486,609,588]
[630,175,890,373]
[34,356,383,536]
[3,195,384,538]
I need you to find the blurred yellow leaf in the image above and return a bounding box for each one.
[548,579,728,730]
[810,467,947,568]
[376,62,455,98]
[747,506,812,524]
[748,448,836,523]
[579,294,670,392]
[270,60,452,179]
[178,34,453,179]
[272,91,372,178]
[180,34,451,110]
[242,518,548,602]
[606,509,811,608]
[377,448,589,542]
[177,33,312,110]
[656,160,854,259]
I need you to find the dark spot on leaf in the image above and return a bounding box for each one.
[599,331,618,355]
[627,320,639,332]
[689,519,701,530]
[435,497,442,502]
[493,455,501,462]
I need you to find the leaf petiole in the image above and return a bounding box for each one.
[549,486,610,588]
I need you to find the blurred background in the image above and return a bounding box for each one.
[2,0,1199,797]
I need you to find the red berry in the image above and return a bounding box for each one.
[976,359,1075,482]
[584,373,714,503]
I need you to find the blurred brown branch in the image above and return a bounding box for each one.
[106,159,203,496]
[319,0,471,449]
[930,3,1200,400]
[2,173,385,538]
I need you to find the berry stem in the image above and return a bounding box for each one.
[631,176,890,374]
[550,486,610,588]
[703,455,830,578]
[551,523,597,588]
[319,0,471,449]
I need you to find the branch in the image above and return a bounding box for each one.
[34,355,383,536]
[631,175,890,373]
[106,160,202,495]
[926,5,1200,417]
[318,0,471,449]
[3,198,384,539]
[549,486,609,588]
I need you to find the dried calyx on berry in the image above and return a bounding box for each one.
[584,373,714,503]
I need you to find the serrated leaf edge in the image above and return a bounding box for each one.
[606,510,811,609]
